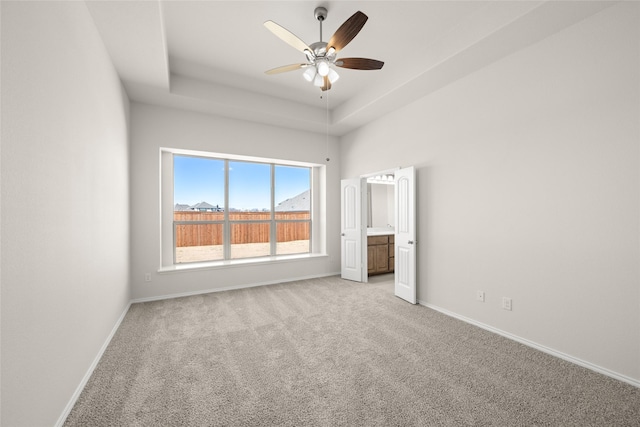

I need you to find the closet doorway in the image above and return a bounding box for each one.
[340,166,416,304]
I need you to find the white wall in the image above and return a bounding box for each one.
[341,3,640,383]
[130,103,340,300]
[1,2,131,426]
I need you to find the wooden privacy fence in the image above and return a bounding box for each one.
[174,211,310,247]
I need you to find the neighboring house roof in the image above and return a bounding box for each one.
[192,201,216,210]
[176,196,305,212]
[275,190,310,212]
[175,201,222,211]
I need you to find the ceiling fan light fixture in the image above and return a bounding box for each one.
[317,61,330,77]
[303,66,317,82]
[328,68,340,84]
[313,73,324,87]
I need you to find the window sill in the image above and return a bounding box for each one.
[158,252,329,274]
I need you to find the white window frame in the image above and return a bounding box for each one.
[159,148,326,272]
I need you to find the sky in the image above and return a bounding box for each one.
[174,155,310,210]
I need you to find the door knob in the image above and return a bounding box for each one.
[408,240,414,245]
[341,233,345,236]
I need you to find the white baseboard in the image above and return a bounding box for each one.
[419,300,640,389]
[55,302,132,427]
[131,271,341,304]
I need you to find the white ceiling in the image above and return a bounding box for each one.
[86,0,614,136]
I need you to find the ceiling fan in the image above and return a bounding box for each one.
[264,7,384,91]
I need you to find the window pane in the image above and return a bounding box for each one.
[276,222,310,255]
[169,153,316,264]
[230,223,270,259]
[229,161,271,213]
[175,223,223,263]
[275,165,310,217]
[174,156,225,212]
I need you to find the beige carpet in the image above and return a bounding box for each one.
[64,275,639,426]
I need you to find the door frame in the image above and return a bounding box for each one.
[342,166,416,304]
[362,168,400,280]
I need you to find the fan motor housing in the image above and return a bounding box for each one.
[310,41,328,57]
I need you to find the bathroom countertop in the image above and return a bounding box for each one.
[367,228,394,236]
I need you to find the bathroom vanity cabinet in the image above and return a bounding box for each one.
[367,234,394,275]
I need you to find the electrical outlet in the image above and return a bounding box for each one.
[502,297,512,311]
[476,291,485,302]
[144,273,152,282]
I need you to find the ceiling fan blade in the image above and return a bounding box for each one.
[327,11,368,52]
[321,76,332,91]
[264,21,312,54]
[265,64,307,75]
[335,58,384,70]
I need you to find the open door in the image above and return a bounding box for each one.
[341,177,367,282]
[394,166,416,304]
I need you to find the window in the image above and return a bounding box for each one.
[171,153,313,264]
[173,156,225,263]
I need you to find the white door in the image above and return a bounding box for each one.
[395,166,416,304]
[341,178,367,282]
